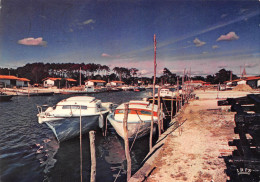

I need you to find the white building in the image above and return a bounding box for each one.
[110,81,124,87]
[85,80,106,87]
[43,77,77,88]
[0,75,30,88]
[43,78,61,88]
[16,78,30,87]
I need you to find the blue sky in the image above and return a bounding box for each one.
[0,0,259,76]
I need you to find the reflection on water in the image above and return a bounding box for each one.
[0,91,151,181]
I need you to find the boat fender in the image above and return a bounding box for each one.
[98,115,104,128]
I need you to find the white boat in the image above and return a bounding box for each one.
[37,96,113,142]
[107,100,160,140]
[155,88,177,97]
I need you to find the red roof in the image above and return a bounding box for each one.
[66,78,76,82]
[0,75,19,80]
[43,77,62,81]
[0,75,30,81]
[245,76,260,81]
[185,80,206,83]
[85,80,106,83]
[111,81,124,83]
[18,78,30,81]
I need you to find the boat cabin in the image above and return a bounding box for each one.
[50,96,103,117]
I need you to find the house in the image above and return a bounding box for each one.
[85,80,106,87]
[43,77,77,88]
[246,76,260,89]
[43,77,61,87]
[184,80,206,87]
[110,81,124,87]
[0,75,30,88]
[16,78,30,87]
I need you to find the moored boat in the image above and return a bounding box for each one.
[0,92,13,102]
[146,88,179,117]
[37,96,113,142]
[107,100,161,140]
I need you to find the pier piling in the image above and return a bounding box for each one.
[89,131,96,182]
[157,87,161,136]
[123,103,131,181]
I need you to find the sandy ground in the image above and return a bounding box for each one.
[130,90,257,182]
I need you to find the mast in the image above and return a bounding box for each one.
[150,34,157,151]
[79,67,82,87]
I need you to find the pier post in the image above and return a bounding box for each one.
[150,34,157,152]
[157,87,161,136]
[123,103,131,181]
[80,106,83,182]
[171,93,173,120]
[89,131,96,182]
[161,103,164,132]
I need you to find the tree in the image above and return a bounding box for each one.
[214,68,238,84]
[192,76,205,81]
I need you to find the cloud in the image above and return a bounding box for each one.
[101,53,120,58]
[217,32,239,41]
[221,14,227,18]
[17,37,47,46]
[245,63,259,68]
[212,45,219,49]
[83,19,95,25]
[101,53,111,57]
[139,69,150,75]
[193,38,206,47]
[217,64,228,68]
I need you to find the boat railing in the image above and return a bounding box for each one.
[37,105,49,114]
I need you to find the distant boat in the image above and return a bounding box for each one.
[107,100,160,140]
[0,92,13,102]
[59,90,89,95]
[16,90,54,96]
[37,96,113,142]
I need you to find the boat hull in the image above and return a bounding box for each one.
[45,114,106,142]
[0,95,13,102]
[107,113,154,140]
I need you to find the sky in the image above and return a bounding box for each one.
[0,0,259,77]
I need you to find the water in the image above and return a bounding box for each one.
[0,91,152,182]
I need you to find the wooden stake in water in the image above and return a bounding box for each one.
[123,103,131,181]
[89,131,96,182]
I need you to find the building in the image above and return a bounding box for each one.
[85,80,106,87]
[246,76,260,89]
[43,77,77,88]
[184,80,207,87]
[43,77,61,87]
[225,76,260,89]
[0,75,30,88]
[16,78,30,87]
[110,81,124,87]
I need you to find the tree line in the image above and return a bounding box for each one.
[0,62,238,85]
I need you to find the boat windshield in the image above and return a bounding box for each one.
[62,105,87,110]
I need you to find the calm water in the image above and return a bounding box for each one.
[0,91,152,182]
